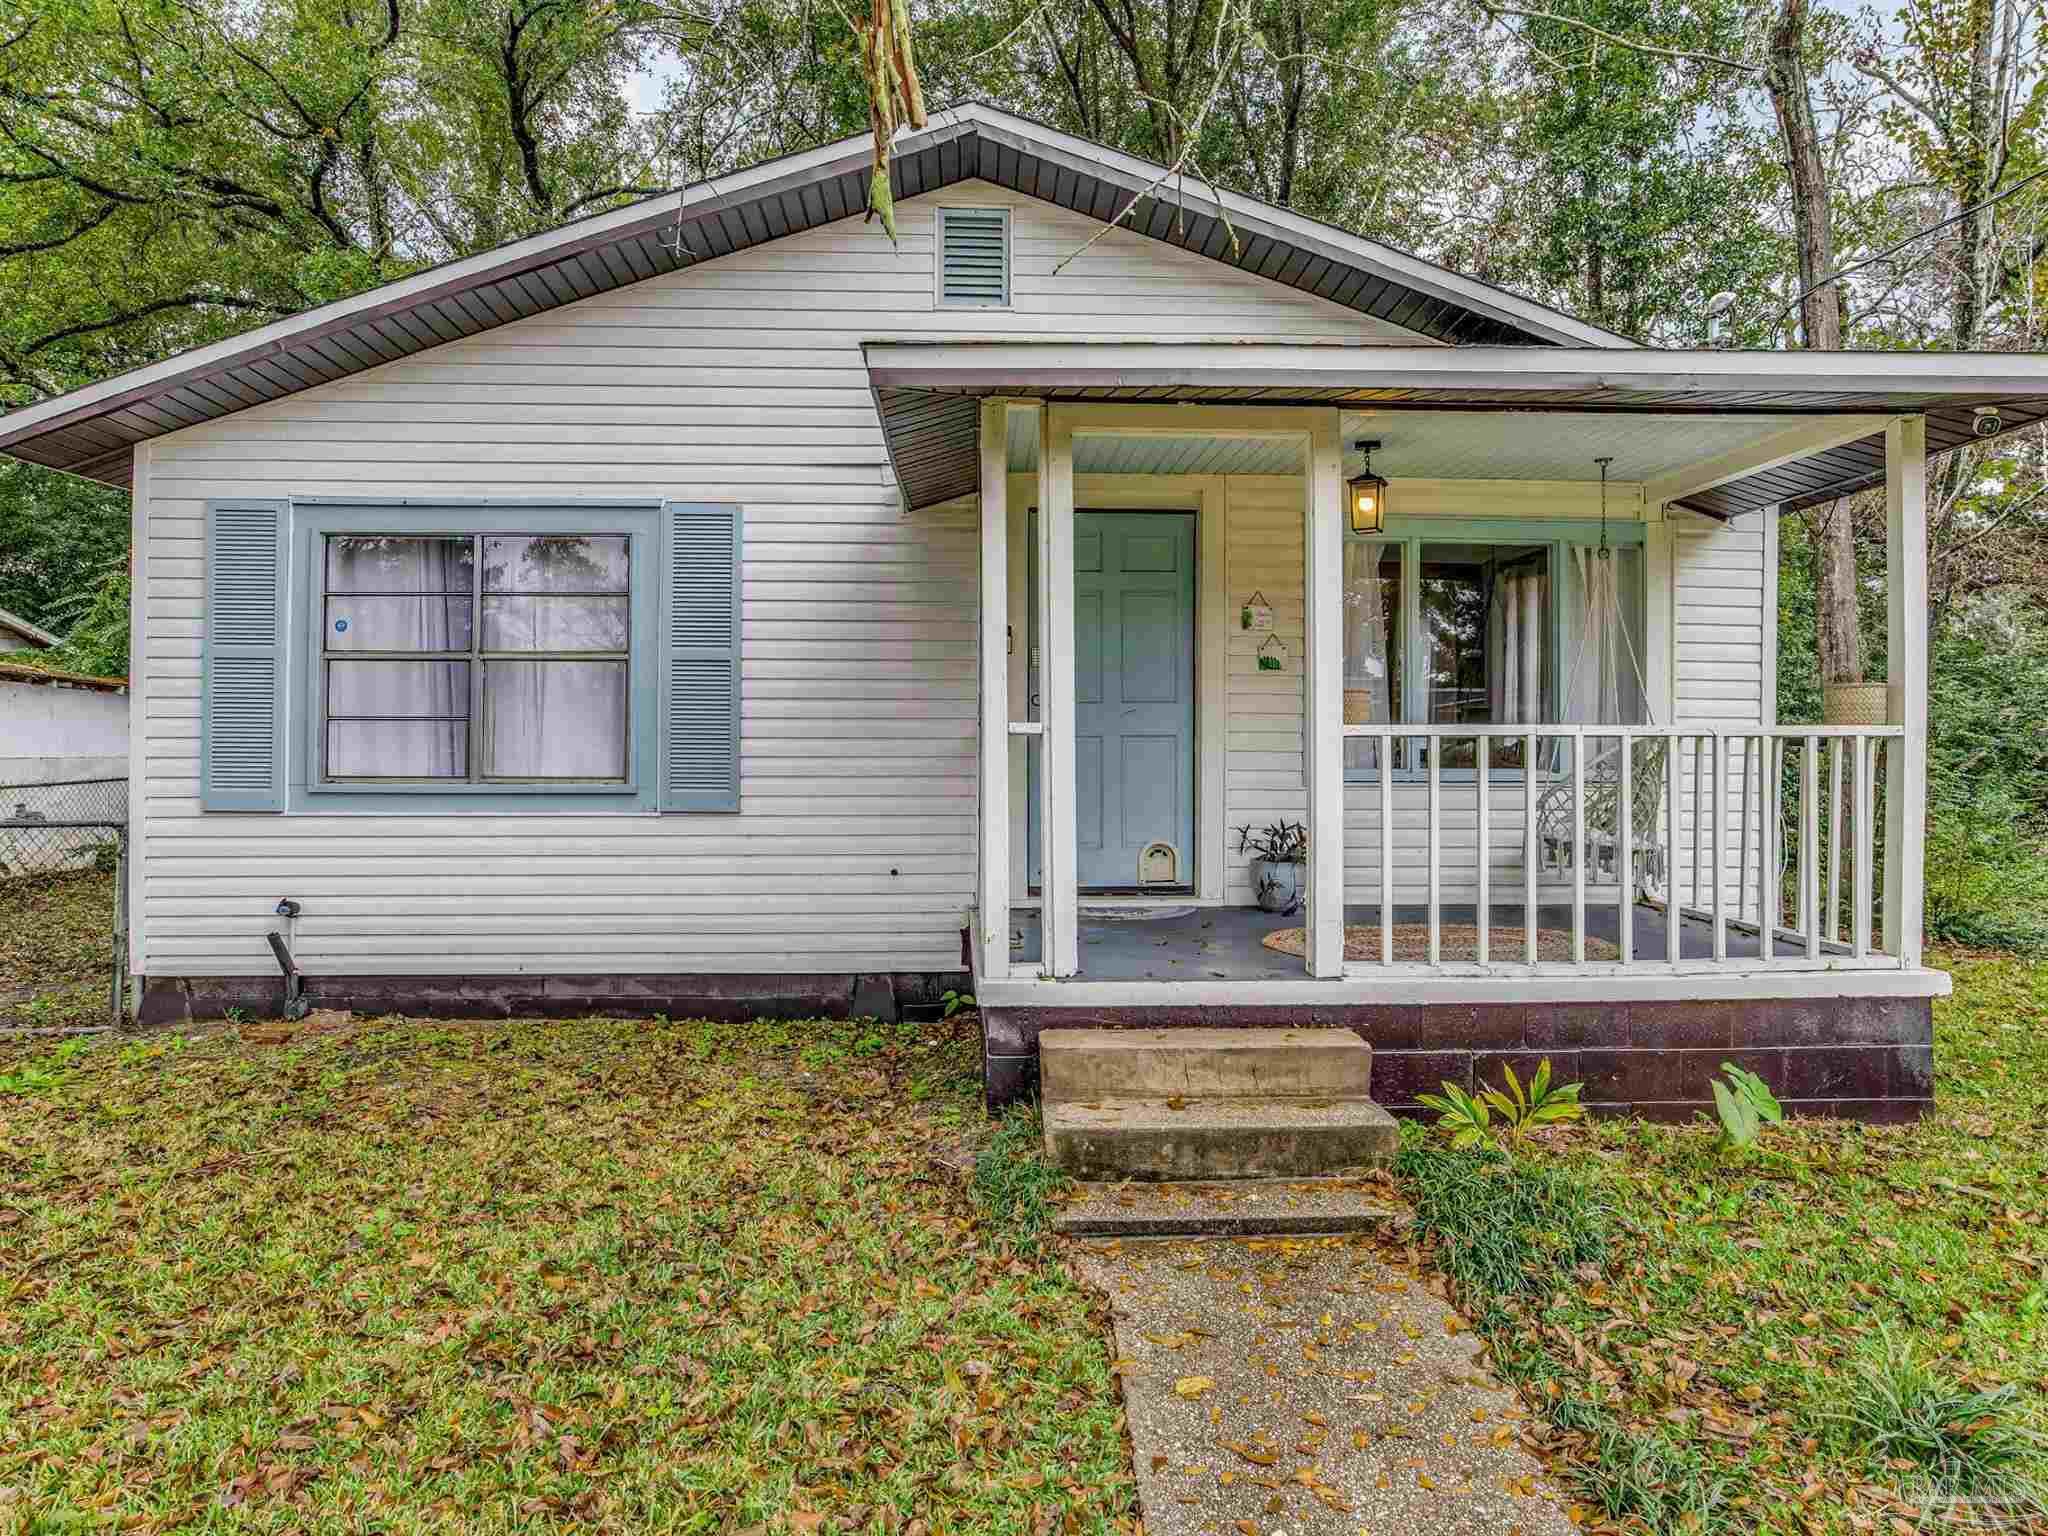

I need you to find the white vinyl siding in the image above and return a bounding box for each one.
[136,181,1418,979]
[1671,510,1771,911]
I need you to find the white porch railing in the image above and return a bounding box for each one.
[1335,723,1909,975]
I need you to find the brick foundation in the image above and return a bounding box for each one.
[979,995,1935,1122]
[136,970,970,1028]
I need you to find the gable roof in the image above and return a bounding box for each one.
[0,103,1632,489]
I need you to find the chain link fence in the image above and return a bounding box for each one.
[0,777,129,1028]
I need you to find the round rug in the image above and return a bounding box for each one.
[1080,904,1200,922]
[1261,923,1621,963]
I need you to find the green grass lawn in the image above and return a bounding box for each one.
[1408,950,2048,1533]
[0,1014,1130,1533]
[0,864,121,1029]
[4,946,2043,1534]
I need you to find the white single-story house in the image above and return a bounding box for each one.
[3,103,2038,1118]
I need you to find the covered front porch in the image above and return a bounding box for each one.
[863,341,2010,1115]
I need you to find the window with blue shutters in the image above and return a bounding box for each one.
[202,502,290,811]
[205,500,725,814]
[660,502,742,812]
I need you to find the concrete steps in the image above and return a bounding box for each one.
[1053,1178,1401,1237]
[1038,1026,1398,1181]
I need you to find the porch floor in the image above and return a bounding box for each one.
[1009,901,1846,980]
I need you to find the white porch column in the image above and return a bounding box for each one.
[1303,410,1347,976]
[976,398,1012,981]
[1040,406,1080,977]
[1884,415,1928,967]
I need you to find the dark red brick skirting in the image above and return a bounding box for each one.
[979,996,1935,1123]
[136,971,967,1028]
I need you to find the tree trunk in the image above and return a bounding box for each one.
[1766,0,1862,688]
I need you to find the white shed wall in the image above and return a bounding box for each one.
[0,677,129,784]
[135,183,1418,979]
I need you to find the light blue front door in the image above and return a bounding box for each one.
[1030,511,1197,890]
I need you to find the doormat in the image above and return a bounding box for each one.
[1260,923,1621,963]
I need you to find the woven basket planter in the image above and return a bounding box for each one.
[1823,682,1892,727]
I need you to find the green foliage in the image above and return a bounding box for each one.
[14,558,132,679]
[1576,1420,1736,1532]
[1779,510,2048,954]
[0,1036,91,1095]
[970,1103,1068,1252]
[1420,1059,1585,1148]
[1709,1060,1783,1154]
[1833,1330,2048,1508]
[1481,1059,1586,1143]
[1512,0,1779,344]
[940,988,975,1019]
[1395,1137,1610,1300]
[0,463,129,641]
[1417,1079,1493,1148]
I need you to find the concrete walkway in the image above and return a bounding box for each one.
[1071,1233,1578,1536]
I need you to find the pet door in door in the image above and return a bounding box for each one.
[1137,841,1180,887]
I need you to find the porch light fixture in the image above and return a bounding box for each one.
[1348,440,1388,534]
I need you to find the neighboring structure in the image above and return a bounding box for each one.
[1,103,2036,1119]
[0,607,58,652]
[0,663,128,784]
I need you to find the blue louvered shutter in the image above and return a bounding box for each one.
[939,208,1009,306]
[202,501,289,811]
[661,502,741,812]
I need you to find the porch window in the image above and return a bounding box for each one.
[320,532,632,785]
[1343,530,1645,779]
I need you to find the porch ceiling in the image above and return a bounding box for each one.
[1003,408,1827,488]
[870,341,2048,517]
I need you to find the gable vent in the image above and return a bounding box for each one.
[939,207,1009,307]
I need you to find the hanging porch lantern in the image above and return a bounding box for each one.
[1348,439,1388,534]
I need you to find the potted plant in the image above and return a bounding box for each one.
[1235,821,1308,914]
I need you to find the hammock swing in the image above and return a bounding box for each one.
[1532,458,1670,901]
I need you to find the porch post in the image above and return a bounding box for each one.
[1883,415,1928,967]
[1303,410,1347,976]
[1040,405,1080,977]
[976,398,1011,981]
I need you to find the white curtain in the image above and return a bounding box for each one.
[326,537,468,778]
[1342,541,1393,771]
[324,534,630,781]
[1490,568,1545,726]
[487,661,627,778]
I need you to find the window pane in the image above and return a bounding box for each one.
[325,595,474,651]
[327,660,470,719]
[484,661,627,779]
[480,595,630,652]
[326,536,473,593]
[1343,542,1402,774]
[326,721,467,778]
[1422,543,1548,771]
[483,535,629,593]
